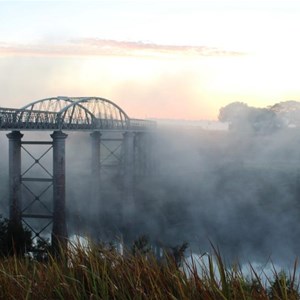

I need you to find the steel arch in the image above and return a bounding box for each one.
[20,96,97,130]
[21,96,75,112]
[58,97,130,130]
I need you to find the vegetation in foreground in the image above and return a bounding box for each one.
[0,218,299,299]
[0,238,298,300]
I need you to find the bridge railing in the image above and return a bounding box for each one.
[90,118,128,130]
[0,108,59,129]
[129,119,156,130]
[18,110,58,129]
[0,108,24,129]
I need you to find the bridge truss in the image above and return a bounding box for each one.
[0,96,155,131]
[1,97,155,253]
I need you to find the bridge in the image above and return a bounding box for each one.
[0,96,155,131]
[0,96,156,254]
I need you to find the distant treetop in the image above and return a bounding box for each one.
[219,101,287,134]
[269,100,300,127]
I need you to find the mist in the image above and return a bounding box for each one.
[133,125,300,264]
[1,122,300,266]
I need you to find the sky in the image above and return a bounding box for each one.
[0,0,300,120]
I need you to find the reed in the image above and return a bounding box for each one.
[0,241,298,299]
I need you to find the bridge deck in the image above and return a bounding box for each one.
[0,105,155,131]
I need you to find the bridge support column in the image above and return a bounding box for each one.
[123,132,135,201]
[122,132,136,244]
[145,133,155,176]
[135,132,148,177]
[51,131,68,255]
[7,131,23,226]
[90,131,101,201]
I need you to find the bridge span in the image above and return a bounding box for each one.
[0,96,155,131]
[0,96,155,254]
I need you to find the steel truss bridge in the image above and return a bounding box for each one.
[0,96,155,254]
[0,96,155,131]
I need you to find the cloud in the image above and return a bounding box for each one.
[74,38,246,57]
[0,39,245,58]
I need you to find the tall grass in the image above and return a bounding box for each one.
[0,241,298,299]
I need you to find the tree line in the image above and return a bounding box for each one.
[219,100,300,134]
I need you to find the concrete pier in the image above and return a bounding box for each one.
[122,132,135,244]
[123,132,135,200]
[90,131,101,201]
[51,131,68,253]
[7,131,23,225]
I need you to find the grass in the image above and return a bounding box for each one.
[0,241,298,299]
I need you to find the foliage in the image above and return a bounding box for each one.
[219,102,249,124]
[0,217,32,257]
[131,235,151,256]
[169,241,189,268]
[219,102,283,134]
[269,100,300,127]
[268,270,299,300]
[30,238,51,262]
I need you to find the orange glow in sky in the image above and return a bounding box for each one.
[1,0,300,120]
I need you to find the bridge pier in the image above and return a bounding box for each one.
[123,131,135,202]
[135,132,150,177]
[122,131,136,244]
[90,131,101,202]
[7,131,23,226]
[51,131,68,254]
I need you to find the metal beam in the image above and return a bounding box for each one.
[22,178,53,182]
[22,141,53,145]
[22,214,53,219]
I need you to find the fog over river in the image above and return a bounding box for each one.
[1,123,300,266]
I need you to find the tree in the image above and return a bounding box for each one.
[219,102,282,134]
[269,100,300,127]
[0,217,32,257]
[247,107,283,134]
[218,102,249,128]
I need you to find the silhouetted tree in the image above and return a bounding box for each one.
[270,100,300,127]
[268,271,298,300]
[0,217,32,257]
[219,102,282,134]
[168,242,189,268]
[248,107,283,134]
[131,235,151,256]
[218,102,249,130]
